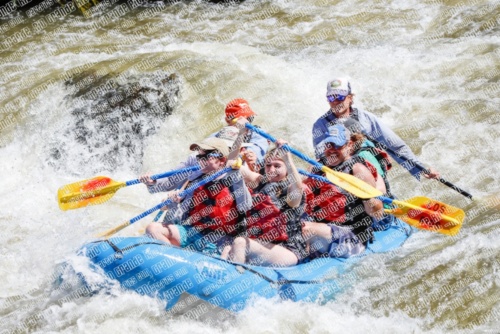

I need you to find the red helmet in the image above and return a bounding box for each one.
[225,98,255,121]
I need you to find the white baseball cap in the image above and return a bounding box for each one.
[326,78,352,96]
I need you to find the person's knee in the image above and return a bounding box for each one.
[302,222,318,241]
[232,236,248,249]
[221,245,231,256]
[146,222,164,239]
[302,223,312,238]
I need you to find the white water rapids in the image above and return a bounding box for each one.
[1,0,499,333]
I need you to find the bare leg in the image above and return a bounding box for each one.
[247,240,298,267]
[228,237,298,267]
[302,222,333,255]
[220,245,232,260]
[226,237,248,263]
[145,222,182,246]
[302,222,366,258]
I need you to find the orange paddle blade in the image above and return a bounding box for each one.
[57,176,126,211]
[387,197,465,236]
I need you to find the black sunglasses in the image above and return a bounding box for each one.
[196,151,223,159]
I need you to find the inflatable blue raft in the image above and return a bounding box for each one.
[79,220,412,318]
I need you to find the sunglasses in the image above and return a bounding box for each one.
[196,151,224,160]
[327,95,347,103]
[324,142,346,150]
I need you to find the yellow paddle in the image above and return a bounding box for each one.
[97,167,232,238]
[57,166,200,211]
[245,123,382,199]
[384,197,464,236]
[246,124,464,234]
[298,169,464,236]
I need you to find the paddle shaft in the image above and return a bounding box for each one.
[247,122,471,199]
[131,167,231,224]
[58,165,202,209]
[151,178,191,223]
[245,123,382,198]
[125,165,200,186]
[245,124,322,169]
[99,167,232,238]
[364,135,473,200]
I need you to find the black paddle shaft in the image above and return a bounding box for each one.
[366,135,474,200]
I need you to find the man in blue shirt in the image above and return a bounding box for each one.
[312,78,439,180]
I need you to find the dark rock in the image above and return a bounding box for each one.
[47,69,180,174]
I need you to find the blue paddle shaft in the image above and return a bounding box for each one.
[125,165,201,186]
[245,123,322,168]
[153,210,164,222]
[129,167,231,224]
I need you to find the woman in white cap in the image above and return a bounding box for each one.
[312,78,440,180]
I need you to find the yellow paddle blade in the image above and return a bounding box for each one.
[321,166,383,199]
[386,196,465,236]
[57,176,126,211]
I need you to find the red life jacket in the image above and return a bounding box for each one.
[185,172,244,237]
[306,156,376,244]
[246,180,303,243]
[331,156,375,244]
[303,177,346,223]
[305,156,379,224]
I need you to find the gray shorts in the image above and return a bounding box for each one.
[308,224,366,259]
[327,224,365,258]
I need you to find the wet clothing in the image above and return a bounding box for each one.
[246,178,307,261]
[161,169,252,253]
[312,107,423,179]
[313,224,366,259]
[329,156,376,245]
[303,156,377,259]
[182,170,251,237]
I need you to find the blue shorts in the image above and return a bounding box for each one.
[176,225,227,255]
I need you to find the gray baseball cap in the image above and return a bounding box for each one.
[190,137,229,157]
